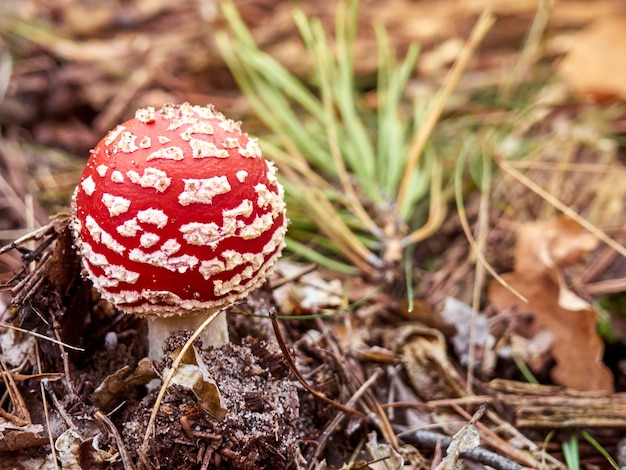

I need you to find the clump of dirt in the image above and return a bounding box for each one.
[122,336,303,469]
[0,220,318,469]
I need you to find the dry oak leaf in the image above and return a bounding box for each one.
[488,217,614,392]
[559,15,626,101]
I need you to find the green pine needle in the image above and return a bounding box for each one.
[218,0,493,278]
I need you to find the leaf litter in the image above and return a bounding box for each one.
[489,216,614,392]
[1,0,626,468]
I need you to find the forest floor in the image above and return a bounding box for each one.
[1,0,626,468]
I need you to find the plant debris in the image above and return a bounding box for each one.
[2,0,626,469]
[489,216,615,392]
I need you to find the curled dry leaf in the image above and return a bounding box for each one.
[387,325,466,401]
[168,363,227,421]
[91,358,157,411]
[489,216,614,392]
[54,428,120,468]
[161,345,228,421]
[55,429,82,469]
[272,261,344,314]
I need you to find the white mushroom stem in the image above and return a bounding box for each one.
[147,310,228,361]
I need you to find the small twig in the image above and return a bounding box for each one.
[42,380,81,437]
[0,407,29,426]
[394,426,529,470]
[0,360,31,423]
[499,161,626,259]
[36,343,60,470]
[307,369,383,468]
[52,320,78,401]
[452,403,539,468]
[467,151,491,395]
[268,306,367,420]
[140,309,222,461]
[2,251,48,293]
[483,406,564,468]
[136,448,152,470]
[41,380,60,470]
[426,395,495,408]
[348,366,398,449]
[95,410,137,470]
[0,220,58,256]
[4,252,53,310]
[470,402,487,424]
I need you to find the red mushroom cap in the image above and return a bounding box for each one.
[71,103,288,317]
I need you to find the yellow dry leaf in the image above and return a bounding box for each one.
[559,15,626,101]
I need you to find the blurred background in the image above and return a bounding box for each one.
[1,0,625,234]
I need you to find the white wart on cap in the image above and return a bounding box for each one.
[71,103,288,318]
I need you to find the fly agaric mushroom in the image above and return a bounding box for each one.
[71,103,287,360]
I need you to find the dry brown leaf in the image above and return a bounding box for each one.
[0,421,48,452]
[91,358,157,411]
[191,347,228,421]
[559,15,626,101]
[513,216,598,276]
[489,217,614,392]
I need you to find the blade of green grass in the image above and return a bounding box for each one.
[333,1,378,196]
[296,13,381,238]
[375,24,420,198]
[285,239,360,275]
[580,431,619,470]
[562,433,580,470]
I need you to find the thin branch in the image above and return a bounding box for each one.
[140,309,222,459]
[500,161,626,259]
[0,323,84,352]
[394,427,528,470]
[269,307,367,420]
[455,150,528,303]
[95,410,137,470]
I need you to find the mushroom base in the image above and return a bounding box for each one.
[147,310,228,360]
